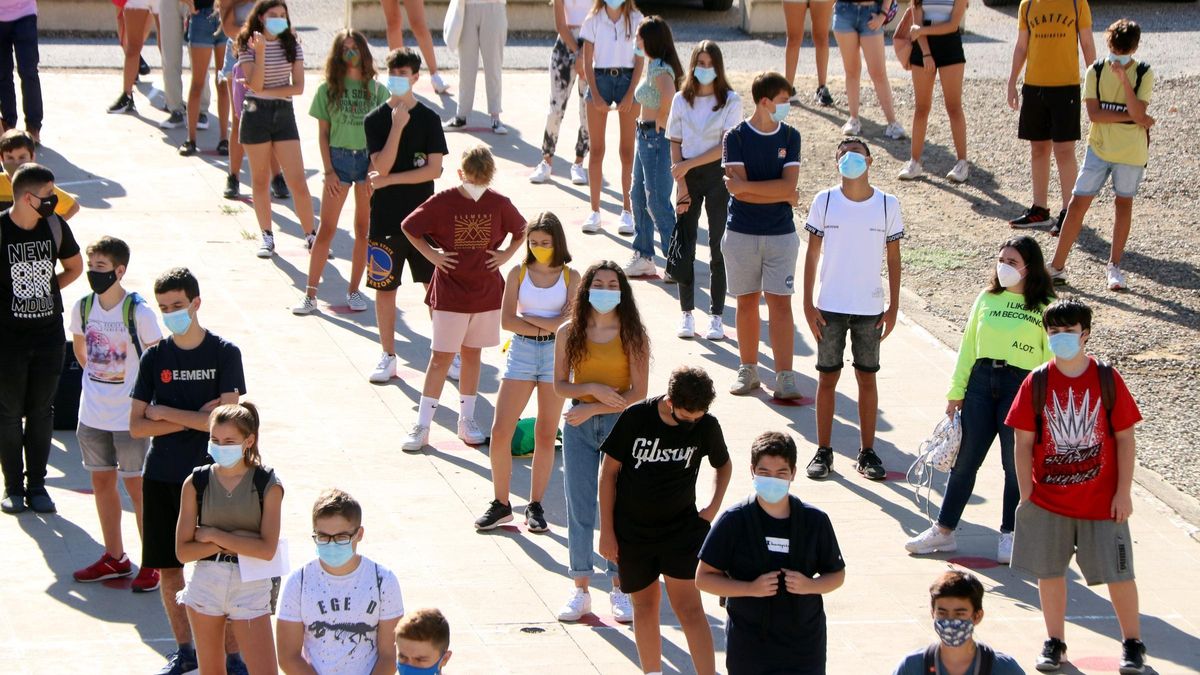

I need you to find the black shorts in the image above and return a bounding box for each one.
[239,97,301,145]
[617,519,709,594]
[366,228,434,291]
[142,478,184,569]
[1018,84,1081,143]
[909,30,965,69]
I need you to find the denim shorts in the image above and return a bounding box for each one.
[502,335,556,382]
[1073,146,1145,198]
[833,2,885,36]
[186,9,223,47]
[240,97,300,145]
[178,560,274,620]
[815,310,883,372]
[219,39,237,82]
[330,147,370,184]
[586,68,633,107]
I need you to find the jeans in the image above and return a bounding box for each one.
[0,14,41,131]
[937,362,1026,533]
[631,125,675,259]
[562,408,620,579]
[0,342,64,495]
[675,160,728,314]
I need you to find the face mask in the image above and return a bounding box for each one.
[87,270,118,294]
[588,288,621,314]
[461,183,487,201]
[316,541,355,567]
[1048,332,1082,360]
[397,657,444,675]
[752,475,790,504]
[529,245,554,265]
[693,66,717,86]
[770,102,789,123]
[162,306,193,336]
[933,618,975,648]
[996,262,1024,289]
[838,151,868,180]
[387,75,411,97]
[670,408,697,433]
[603,0,624,8]
[633,46,645,58]
[207,441,244,469]
[31,193,58,218]
[343,48,360,64]
[1108,53,1133,66]
[264,16,289,36]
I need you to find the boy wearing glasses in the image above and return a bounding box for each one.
[277,489,405,675]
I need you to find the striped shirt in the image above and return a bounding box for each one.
[918,0,956,23]
[239,38,304,100]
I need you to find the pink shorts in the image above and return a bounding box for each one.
[431,309,502,352]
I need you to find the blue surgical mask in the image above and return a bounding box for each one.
[1048,332,1082,360]
[207,441,244,469]
[633,46,645,58]
[264,17,289,36]
[752,475,790,504]
[838,151,868,179]
[770,102,789,123]
[693,66,717,86]
[603,0,624,7]
[316,541,355,567]
[387,75,411,97]
[162,307,193,335]
[397,657,444,675]
[588,288,621,314]
[1108,53,1133,66]
[933,618,975,648]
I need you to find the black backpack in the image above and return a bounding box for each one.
[1030,361,1116,443]
[1091,59,1151,115]
[191,464,275,526]
[922,642,996,675]
[726,495,808,638]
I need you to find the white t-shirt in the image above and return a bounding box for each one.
[804,187,905,316]
[68,292,163,431]
[278,557,405,675]
[667,91,743,160]
[579,9,643,68]
[563,0,590,26]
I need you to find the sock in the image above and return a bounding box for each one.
[417,396,438,427]
[460,394,477,421]
[178,642,195,656]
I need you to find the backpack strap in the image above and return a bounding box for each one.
[82,293,96,329]
[1096,361,1116,437]
[47,213,64,253]
[1031,363,1050,443]
[252,466,275,513]
[1133,62,1150,97]
[123,292,145,358]
[923,643,938,674]
[737,496,773,639]
[192,465,212,527]
[786,495,806,572]
[977,642,996,675]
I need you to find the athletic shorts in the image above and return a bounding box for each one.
[178,560,274,620]
[77,423,149,477]
[1018,84,1081,143]
[1073,147,1145,198]
[365,230,434,291]
[142,478,185,569]
[721,230,799,297]
[616,518,710,594]
[815,310,883,373]
[431,309,502,352]
[239,97,300,145]
[1011,500,1135,586]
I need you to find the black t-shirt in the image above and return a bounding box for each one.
[600,396,730,546]
[131,332,246,484]
[364,100,448,233]
[699,498,845,675]
[0,210,80,348]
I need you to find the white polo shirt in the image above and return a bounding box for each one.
[804,186,905,316]
[580,9,643,68]
[564,0,591,26]
[668,90,743,160]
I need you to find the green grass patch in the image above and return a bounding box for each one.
[903,246,972,271]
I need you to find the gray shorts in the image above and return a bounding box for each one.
[77,423,149,477]
[815,310,883,373]
[722,230,800,297]
[1011,500,1135,586]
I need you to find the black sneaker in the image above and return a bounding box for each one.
[138,56,151,76]
[223,173,240,199]
[178,140,197,156]
[442,117,467,132]
[155,646,199,675]
[525,501,549,533]
[270,173,290,199]
[107,93,135,115]
[158,109,185,129]
[815,85,834,107]
[1118,638,1146,674]
[216,139,229,156]
[1010,205,1052,229]
[1035,637,1067,672]
[806,447,833,480]
[196,113,210,131]
[1049,208,1067,236]
[474,499,513,530]
[27,491,56,513]
[856,448,887,481]
[1,490,27,514]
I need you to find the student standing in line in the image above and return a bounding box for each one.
[578,0,644,234]
[178,0,230,157]
[0,130,80,217]
[666,41,740,342]
[529,0,591,186]
[441,0,509,134]
[782,0,835,107]
[906,236,1053,563]
[475,213,579,532]
[379,0,448,94]
[106,0,159,115]
[0,0,43,141]
[293,31,389,316]
[832,0,905,139]
[553,261,649,624]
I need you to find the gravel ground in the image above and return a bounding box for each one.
[728,72,1200,502]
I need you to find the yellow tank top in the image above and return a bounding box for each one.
[572,335,629,403]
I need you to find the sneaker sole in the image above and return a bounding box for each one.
[348,305,368,312]
[74,569,134,582]
[1117,665,1145,675]
[858,468,887,481]
[729,385,759,395]
[806,470,831,480]
[368,376,395,384]
[1010,221,1050,229]
[525,521,549,533]
[774,390,803,400]
[581,226,601,234]
[612,613,634,624]
[132,581,161,593]
[292,308,317,316]
[458,435,486,446]
[474,514,514,531]
[905,542,957,555]
[898,174,923,181]
[617,227,635,236]
[705,333,725,341]
[571,178,588,186]
[401,443,425,453]
[1035,662,1063,673]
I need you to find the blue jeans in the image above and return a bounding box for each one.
[631,125,676,259]
[562,408,620,579]
[0,14,41,131]
[936,362,1026,533]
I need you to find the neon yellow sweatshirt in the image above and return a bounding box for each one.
[947,290,1052,400]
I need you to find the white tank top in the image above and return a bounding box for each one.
[517,267,568,319]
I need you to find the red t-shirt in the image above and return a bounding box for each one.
[1006,358,1142,520]
[402,188,525,313]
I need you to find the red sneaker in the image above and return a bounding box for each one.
[73,553,132,582]
[131,566,161,593]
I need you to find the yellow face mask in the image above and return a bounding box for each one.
[530,245,554,265]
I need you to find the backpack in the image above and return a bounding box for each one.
[82,292,147,359]
[820,188,891,235]
[0,209,65,251]
[729,495,807,638]
[1091,59,1151,118]
[191,464,276,526]
[1031,361,1117,443]
[922,642,996,675]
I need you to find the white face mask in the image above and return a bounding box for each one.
[996,262,1024,288]
[462,183,487,201]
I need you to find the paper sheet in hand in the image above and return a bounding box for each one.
[238,539,289,582]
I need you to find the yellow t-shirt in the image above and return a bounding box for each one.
[1020,0,1092,87]
[0,174,77,216]
[1084,59,1153,167]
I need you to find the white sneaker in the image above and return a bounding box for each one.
[491,118,509,135]
[946,160,970,183]
[305,232,317,251]
[570,163,588,185]
[447,353,461,381]
[623,255,655,278]
[556,588,592,622]
[1047,264,1068,286]
[292,295,317,315]
[369,353,397,384]
[841,117,862,136]
[904,526,958,555]
[431,73,449,94]
[346,291,368,312]
[401,424,430,453]
[617,211,635,235]
[457,417,486,445]
[884,121,907,140]
[788,92,804,106]
[581,211,602,233]
[898,159,923,181]
[529,161,551,184]
[704,314,725,340]
[1106,263,1128,291]
[677,311,695,339]
[256,232,275,258]
[610,589,634,623]
[997,532,1014,565]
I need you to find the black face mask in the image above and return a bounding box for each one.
[31,193,57,218]
[87,270,119,294]
[670,408,697,433]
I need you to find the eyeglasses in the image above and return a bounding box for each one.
[312,529,358,545]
